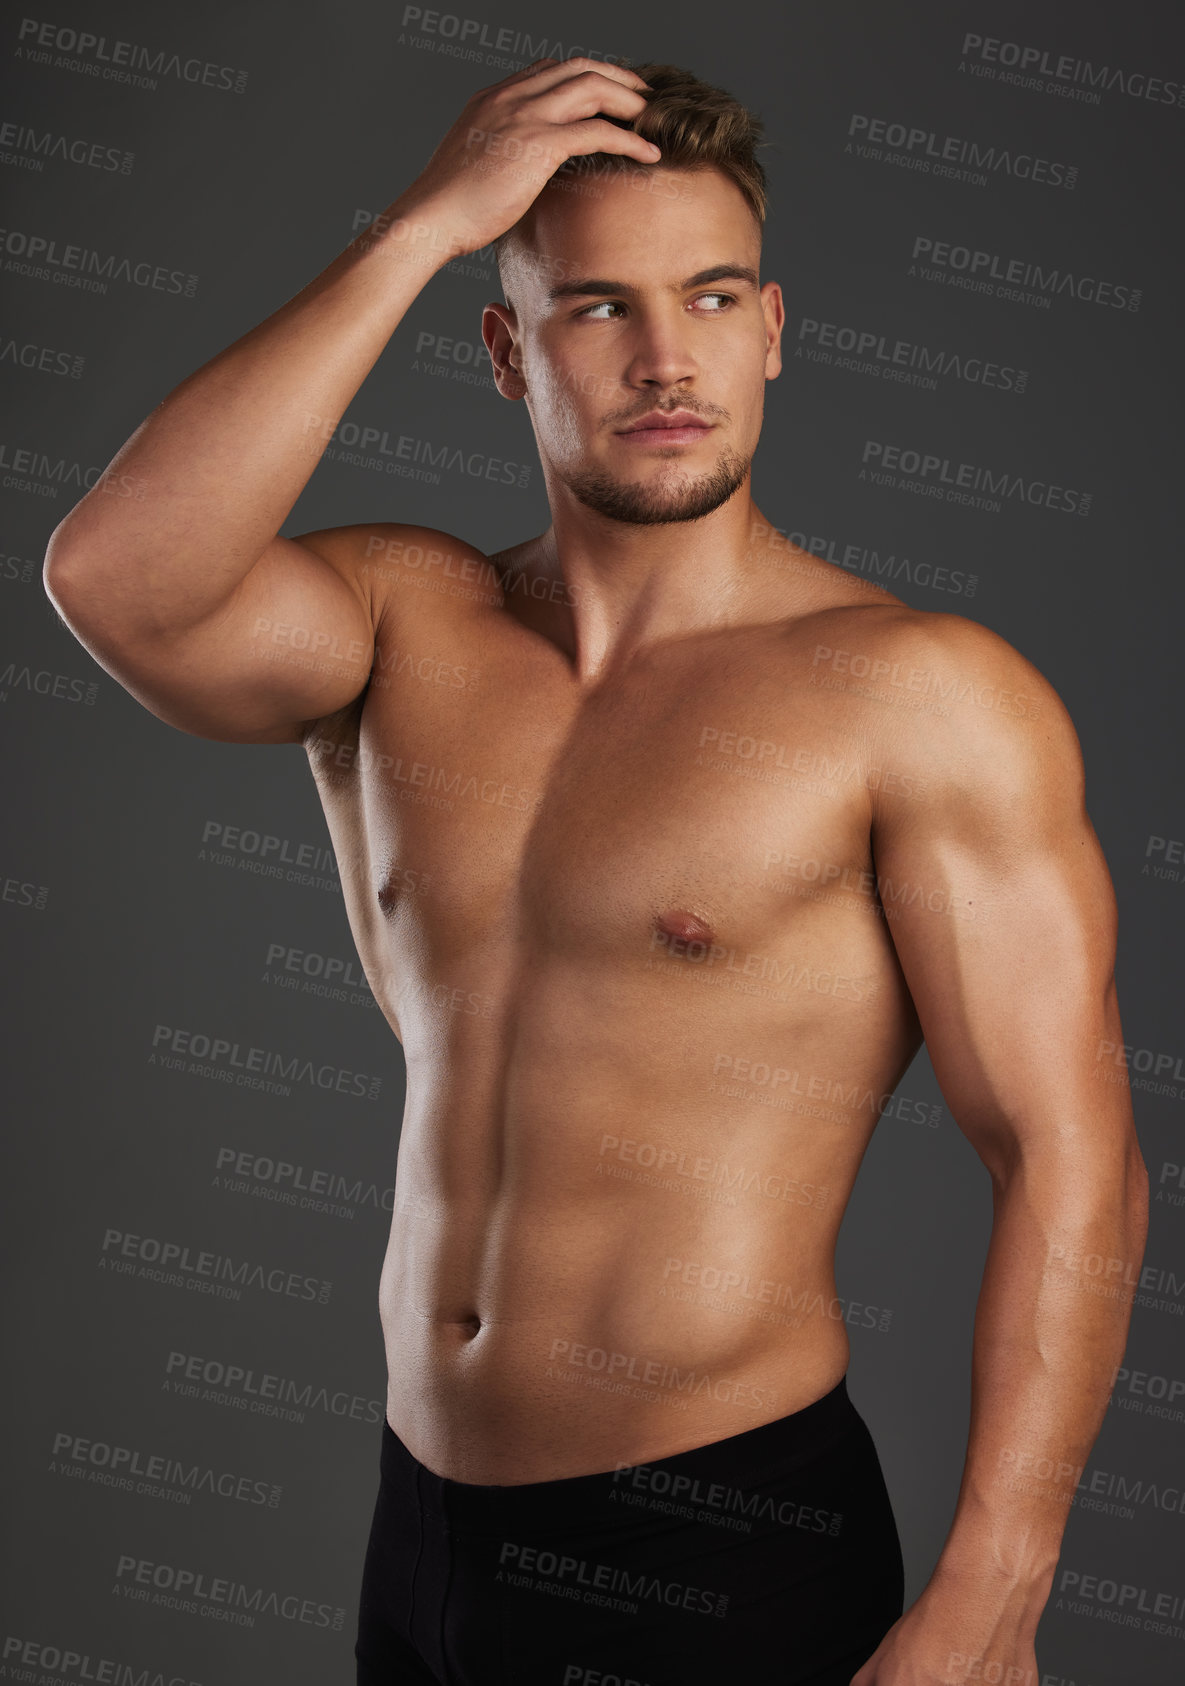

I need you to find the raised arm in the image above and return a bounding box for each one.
[852,612,1149,1686]
[40,209,451,744]
[41,56,661,743]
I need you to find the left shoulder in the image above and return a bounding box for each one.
[805,600,1052,708]
[809,603,1085,805]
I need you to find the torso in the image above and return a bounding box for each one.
[304,523,924,1483]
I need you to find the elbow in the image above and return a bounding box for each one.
[43,522,121,635]
[43,522,88,613]
[42,532,81,634]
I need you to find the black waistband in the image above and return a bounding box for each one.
[381,1374,861,1533]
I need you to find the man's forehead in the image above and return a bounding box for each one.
[541,261,761,304]
[504,165,760,293]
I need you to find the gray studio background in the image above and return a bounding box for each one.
[2,0,1183,1680]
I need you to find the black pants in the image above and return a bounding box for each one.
[355,1374,904,1684]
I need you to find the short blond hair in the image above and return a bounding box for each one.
[494,61,768,273]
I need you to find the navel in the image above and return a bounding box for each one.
[653,907,717,948]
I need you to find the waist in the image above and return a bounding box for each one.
[381,1370,864,1526]
[380,1292,854,1482]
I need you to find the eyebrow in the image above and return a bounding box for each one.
[546,263,760,304]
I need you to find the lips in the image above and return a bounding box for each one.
[618,411,711,433]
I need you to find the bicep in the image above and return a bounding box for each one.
[64,528,378,744]
[871,694,1127,1179]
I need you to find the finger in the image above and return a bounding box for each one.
[525,70,653,125]
[556,116,663,164]
[500,55,651,96]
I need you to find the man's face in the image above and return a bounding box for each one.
[484,164,783,526]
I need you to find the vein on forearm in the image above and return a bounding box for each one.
[941,1138,1148,1586]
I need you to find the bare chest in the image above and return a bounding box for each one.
[306,614,895,1010]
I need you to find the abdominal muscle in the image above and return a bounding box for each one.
[375,971,908,1486]
[379,1229,853,1488]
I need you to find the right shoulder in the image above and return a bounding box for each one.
[291,521,504,630]
[291,522,503,749]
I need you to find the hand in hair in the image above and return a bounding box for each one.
[407,56,661,258]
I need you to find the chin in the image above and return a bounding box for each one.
[563,449,751,526]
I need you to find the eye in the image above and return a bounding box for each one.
[574,291,737,320]
[576,300,626,319]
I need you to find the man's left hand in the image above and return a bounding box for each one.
[849,1597,1039,1685]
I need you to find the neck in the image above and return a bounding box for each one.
[502,483,786,682]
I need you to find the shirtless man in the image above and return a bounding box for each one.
[43,55,1147,1686]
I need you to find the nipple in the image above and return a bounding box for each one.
[653,907,717,948]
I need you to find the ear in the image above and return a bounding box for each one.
[760,280,784,381]
[482,302,527,400]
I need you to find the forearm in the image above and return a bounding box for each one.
[928,1140,1149,1632]
[43,188,457,634]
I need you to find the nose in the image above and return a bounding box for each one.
[621,307,700,391]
